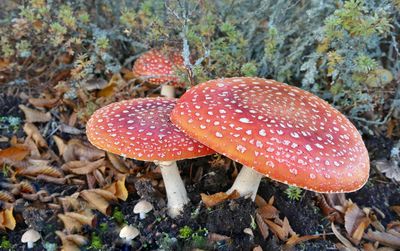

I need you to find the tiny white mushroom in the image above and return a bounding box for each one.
[21,229,41,249]
[119,225,139,243]
[133,200,154,219]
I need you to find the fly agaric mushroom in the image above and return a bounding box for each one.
[86,98,215,217]
[132,49,185,98]
[170,77,369,199]
[133,200,153,219]
[21,229,41,249]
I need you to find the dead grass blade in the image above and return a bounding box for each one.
[331,222,357,250]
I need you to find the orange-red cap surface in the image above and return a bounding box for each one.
[132,49,185,87]
[87,98,215,161]
[170,77,370,193]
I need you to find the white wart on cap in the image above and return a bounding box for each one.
[170,77,370,193]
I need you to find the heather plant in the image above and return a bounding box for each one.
[0,0,399,126]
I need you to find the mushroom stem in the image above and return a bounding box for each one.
[160,84,175,98]
[27,241,34,249]
[226,165,263,200]
[157,160,189,218]
[139,212,146,219]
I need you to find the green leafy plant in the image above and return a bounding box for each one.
[0,236,11,250]
[285,186,303,201]
[88,233,102,250]
[112,207,125,225]
[178,225,193,239]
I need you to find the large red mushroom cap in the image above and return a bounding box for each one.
[87,98,215,161]
[170,77,370,193]
[132,49,185,87]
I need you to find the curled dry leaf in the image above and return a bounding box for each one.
[56,231,88,251]
[391,206,400,217]
[28,97,59,109]
[0,145,30,164]
[19,104,51,123]
[23,123,47,148]
[374,160,400,182]
[284,234,320,249]
[24,138,40,157]
[0,207,16,230]
[208,233,231,242]
[59,124,83,135]
[331,222,356,250]
[63,139,104,162]
[80,189,116,215]
[264,217,293,241]
[257,204,279,220]
[53,135,66,156]
[0,191,14,203]
[62,159,104,175]
[19,164,63,178]
[104,176,128,201]
[59,194,81,212]
[255,212,269,240]
[58,211,95,233]
[200,190,240,208]
[345,202,371,244]
[107,152,129,173]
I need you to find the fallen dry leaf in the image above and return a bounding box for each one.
[19,164,63,178]
[255,212,269,240]
[390,206,400,217]
[62,159,104,175]
[19,104,52,123]
[345,202,370,244]
[104,176,128,201]
[0,207,16,230]
[80,189,115,215]
[374,160,400,182]
[364,229,400,249]
[257,204,279,220]
[107,152,129,173]
[264,217,292,241]
[23,122,48,148]
[0,191,14,203]
[53,135,67,156]
[0,145,29,164]
[200,190,240,208]
[284,234,320,248]
[63,139,104,162]
[331,222,357,250]
[28,97,59,109]
[56,231,88,251]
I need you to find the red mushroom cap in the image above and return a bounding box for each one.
[170,77,370,193]
[132,49,185,87]
[87,98,215,161]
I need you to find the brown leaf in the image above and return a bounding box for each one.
[80,190,113,215]
[107,152,129,173]
[364,229,400,249]
[255,195,268,208]
[0,145,29,163]
[28,97,59,109]
[374,159,400,182]
[19,104,51,123]
[208,233,231,242]
[331,222,356,250]
[23,123,48,148]
[62,159,104,175]
[200,190,240,208]
[59,124,83,135]
[257,204,279,220]
[0,191,14,203]
[56,231,88,251]
[19,164,63,178]
[391,206,400,217]
[284,234,320,248]
[53,135,67,156]
[264,217,292,241]
[0,207,16,230]
[58,214,83,233]
[63,139,104,162]
[104,176,128,201]
[255,212,269,240]
[345,203,365,235]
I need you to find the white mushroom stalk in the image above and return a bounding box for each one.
[156,160,189,218]
[160,84,175,98]
[226,165,263,200]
